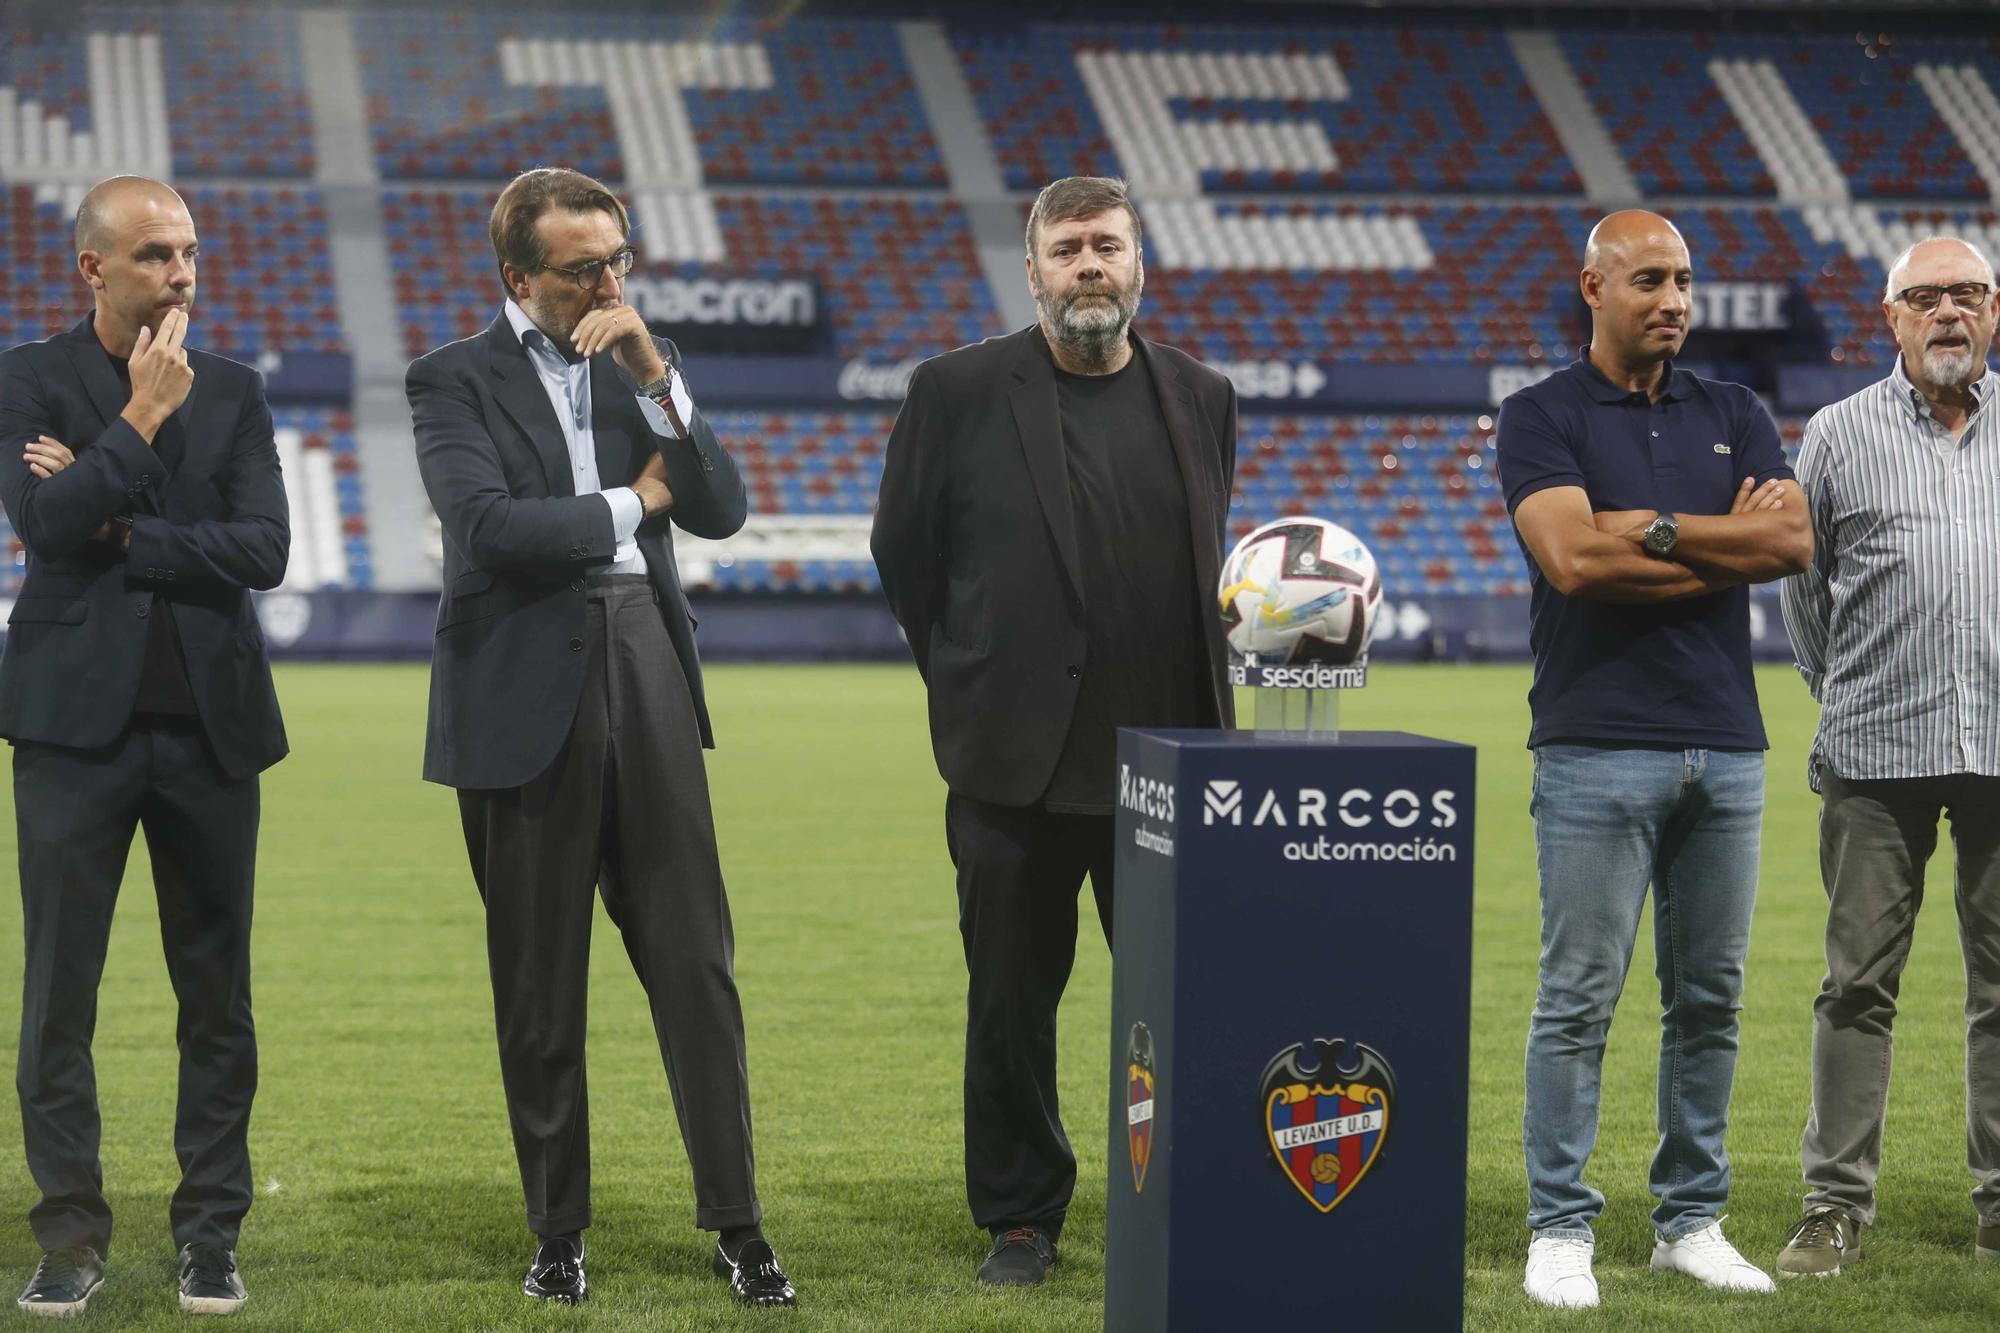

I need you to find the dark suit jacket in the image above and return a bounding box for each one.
[0,315,289,782]
[408,313,746,791]
[871,325,1238,807]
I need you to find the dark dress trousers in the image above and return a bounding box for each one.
[0,314,289,1256]
[408,314,760,1238]
[871,324,1236,1238]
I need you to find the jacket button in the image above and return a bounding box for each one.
[569,637,584,652]
[1067,664,1079,678]
[137,604,149,618]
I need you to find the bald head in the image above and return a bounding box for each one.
[1883,236,1996,302]
[74,176,190,256]
[1583,210,1688,273]
[1579,210,1693,380]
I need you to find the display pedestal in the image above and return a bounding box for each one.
[1105,727,1476,1331]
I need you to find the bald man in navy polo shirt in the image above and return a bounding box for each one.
[1496,211,1814,1310]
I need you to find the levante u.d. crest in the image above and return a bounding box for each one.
[1258,1038,1396,1213]
[1127,1022,1155,1193]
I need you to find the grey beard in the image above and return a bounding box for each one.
[1923,342,1981,388]
[1040,288,1138,372]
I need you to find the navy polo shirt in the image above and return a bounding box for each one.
[1496,355,1792,750]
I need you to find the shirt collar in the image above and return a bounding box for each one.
[1889,352,1990,420]
[504,300,581,368]
[1573,349,1690,404]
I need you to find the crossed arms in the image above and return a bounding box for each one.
[0,335,288,590]
[1513,475,1814,604]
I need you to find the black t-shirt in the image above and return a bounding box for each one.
[1040,341,1211,813]
[104,345,198,717]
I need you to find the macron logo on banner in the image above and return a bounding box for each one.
[1204,781,1243,825]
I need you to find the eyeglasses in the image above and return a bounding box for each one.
[1891,282,1991,313]
[539,247,636,290]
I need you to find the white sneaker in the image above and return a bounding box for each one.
[1524,1235,1599,1309]
[1651,1217,1776,1292]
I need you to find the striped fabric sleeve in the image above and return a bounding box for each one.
[1779,409,1836,700]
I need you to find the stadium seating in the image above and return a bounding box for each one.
[385,189,994,362]
[0,7,311,180]
[1143,204,1588,365]
[684,408,1813,597]
[1560,32,1773,196]
[275,405,370,590]
[692,410,1528,596]
[1560,30,2000,202]
[0,185,341,360]
[1733,34,1989,201]
[357,11,944,187]
[954,21,1577,194]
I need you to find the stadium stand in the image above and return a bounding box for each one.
[954,21,1577,194]
[0,7,310,180]
[357,11,944,187]
[1,6,1995,614]
[384,188,994,363]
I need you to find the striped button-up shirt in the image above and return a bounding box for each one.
[1780,356,2000,789]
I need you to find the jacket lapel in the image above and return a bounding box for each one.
[59,315,135,438]
[1135,333,1222,600]
[150,369,200,495]
[483,316,575,497]
[1008,330,1084,605]
[60,315,173,513]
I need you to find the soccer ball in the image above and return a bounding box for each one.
[1218,517,1383,666]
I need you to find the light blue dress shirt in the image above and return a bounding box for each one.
[504,300,689,574]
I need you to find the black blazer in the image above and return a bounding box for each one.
[871,325,1237,806]
[408,314,746,791]
[0,316,289,782]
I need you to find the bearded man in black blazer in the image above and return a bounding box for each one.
[871,175,1237,1286]
[407,167,792,1309]
[0,176,289,1317]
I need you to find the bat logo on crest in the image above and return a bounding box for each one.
[1258,1038,1395,1213]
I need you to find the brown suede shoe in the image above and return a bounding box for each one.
[1776,1207,1862,1278]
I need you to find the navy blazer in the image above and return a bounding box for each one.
[0,315,290,781]
[870,325,1237,806]
[408,313,747,791]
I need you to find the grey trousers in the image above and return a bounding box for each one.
[457,575,760,1237]
[1802,768,2000,1225]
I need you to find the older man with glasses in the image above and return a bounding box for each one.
[1777,236,2000,1277]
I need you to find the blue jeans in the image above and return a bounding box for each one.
[1523,743,1764,1240]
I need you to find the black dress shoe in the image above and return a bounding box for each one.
[18,1244,105,1317]
[178,1243,247,1315]
[524,1235,587,1304]
[976,1227,1056,1286]
[711,1237,797,1307]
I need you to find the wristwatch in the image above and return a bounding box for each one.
[1642,512,1679,557]
[637,367,689,436]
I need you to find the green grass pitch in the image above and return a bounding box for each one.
[1,661,1994,1330]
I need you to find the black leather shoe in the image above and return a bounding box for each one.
[178,1243,247,1315]
[524,1235,587,1305]
[976,1227,1056,1286]
[18,1244,105,1317]
[711,1237,797,1307]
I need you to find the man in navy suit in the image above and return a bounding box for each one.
[406,167,792,1308]
[0,176,289,1317]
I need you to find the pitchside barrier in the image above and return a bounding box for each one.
[1106,727,1476,1330]
[0,590,1800,664]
